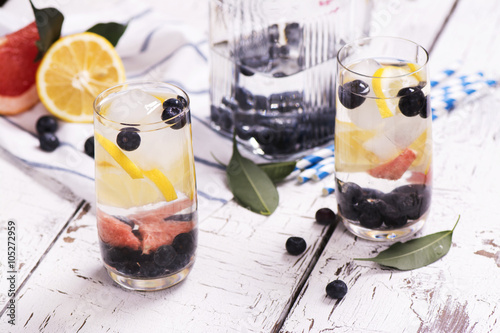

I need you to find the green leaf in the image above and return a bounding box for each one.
[87,22,127,47]
[226,136,279,215]
[30,0,64,61]
[257,161,297,183]
[355,216,460,270]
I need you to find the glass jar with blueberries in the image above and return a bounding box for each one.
[209,0,372,157]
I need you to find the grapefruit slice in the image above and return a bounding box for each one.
[97,198,195,254]
[0,22,40,115]
[368,148,417,180]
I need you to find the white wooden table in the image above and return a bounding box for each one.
[1,0,500,332]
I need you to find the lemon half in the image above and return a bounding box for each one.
[37,32,126,123]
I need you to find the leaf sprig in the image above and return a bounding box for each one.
[355,216,461,270]
[224,136,296,215]
[29,0,127,60]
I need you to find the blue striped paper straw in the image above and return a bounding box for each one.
[297,156,335,183]
[294,144,335,171]
[431,72,484,89]
[430,62,461,87]
[322,183,335,196]
[312,163,335,181]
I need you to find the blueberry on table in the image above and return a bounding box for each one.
[315,208,336,225]
[84,136,94,158]
[161,106,187,130]
[286,236,307,255]
[36,115,58,134]
[326,280,348,299]
[398,86,426,117]
[338,80,370,109]
[116,127,141,151]
[39,132,59,152]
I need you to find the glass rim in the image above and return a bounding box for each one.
[337,36,429,80]
[93,80,190,129]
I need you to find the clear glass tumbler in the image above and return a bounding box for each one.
[335,37,432,241]
[94,82,197,290]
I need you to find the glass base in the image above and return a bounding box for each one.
[105,261,194,291]
[342,218,426,242]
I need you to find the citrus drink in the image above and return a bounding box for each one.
[94,82,197,290]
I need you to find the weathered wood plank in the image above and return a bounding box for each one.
[0,148,83,313]
[0,177,338,332]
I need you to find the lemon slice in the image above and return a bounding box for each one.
[36,32,126,123]
[334,120,380,172]
[95,133,143,179]
[143,169,178,202]
[372,66,419,118]
[95,133,178,203]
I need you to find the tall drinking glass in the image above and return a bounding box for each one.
[94,82,197,290]
[335,37,432,241]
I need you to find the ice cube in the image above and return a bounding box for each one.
[363,133,400,161]
[106,89,163,124]
[345,58,381,79]
[346,97,384,130]
[382,113,427,149]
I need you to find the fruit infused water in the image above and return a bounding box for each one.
[335,37,431,241]
[94,82,197,290]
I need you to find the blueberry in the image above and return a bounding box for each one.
[221,97,238,111]
[218,107,233,131]
[285,22,301,44]
[239,65,255,77]
[84,136,94,158]
[391,184,431,220]
[279,45,290,58]
[154,245,177,267]
[338,80,370,109]
[177,95,188,108]
[36,115,58,134]
[161,106,187,130]
[377,198,408,227]
[235,86,254,111]
[268,24,279,43]
[162,98,184,109]
[269,43,280,59]
[356,199,383,228]
[254,95,269,111]
[336,181,363,220]
[273,72,287,78]
[168,253,191,271]
[210,105,220,123]
[139,261,164,277]
[172,232,196,256]
[326,280,348,299]
[235,126,253,140]
[116,127,141,151]
[315,208,336,225]
[39,132,59,152]
[286,236,307,255]
[253,126,276,145]
[398,86,426,117]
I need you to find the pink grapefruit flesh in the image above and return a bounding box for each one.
[97,199,195,254]
[367,148,417,180]
[0,22,41,115]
